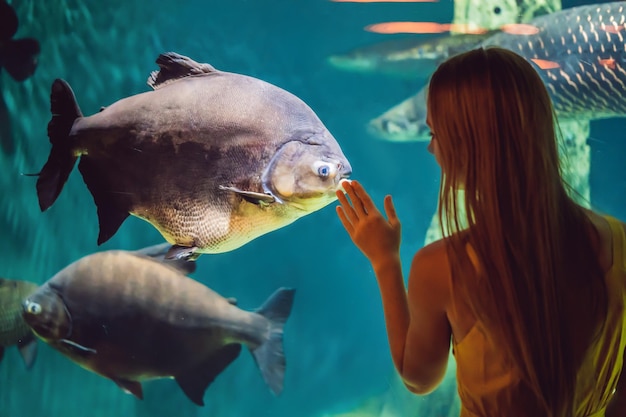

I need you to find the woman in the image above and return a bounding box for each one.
[336,47,626,417]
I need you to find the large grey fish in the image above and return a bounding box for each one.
[21,247,295,406]
[36,52,352,260]
[0,277,38,369]
[369,1,626,142]
[327,31,497,79]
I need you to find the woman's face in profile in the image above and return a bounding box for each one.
[426,112,441,166]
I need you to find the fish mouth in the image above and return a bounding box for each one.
[337,161,352,183]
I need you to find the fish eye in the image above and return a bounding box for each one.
[313,161,336,179]
[25,301,42,315]
[311,160,338,180]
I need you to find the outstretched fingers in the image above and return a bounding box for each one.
[383,195,399,227]
[336,188,357,222]
[352,181,379,215]
[336,205,354,235]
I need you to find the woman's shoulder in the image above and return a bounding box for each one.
[411,238,453,285]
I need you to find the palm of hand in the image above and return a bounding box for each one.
[335,181,401,263]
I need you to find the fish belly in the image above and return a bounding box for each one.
[75,126,298,252]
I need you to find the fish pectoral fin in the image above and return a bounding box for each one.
[218,185,276,205]
[112,378,144,400]
[165,245,200,261]
[175,344,242,406]
[17,334,38,370]
[59,339,97,355]
[78,159,130,245]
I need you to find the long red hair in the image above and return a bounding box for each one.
[427,47,606,416]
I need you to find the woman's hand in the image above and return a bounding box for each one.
[335,180,402,267]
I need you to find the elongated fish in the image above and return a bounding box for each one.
[327,31,497,79]
[369,1,626,142]
[36,52,352,260]
[22,247,295,406]
[0,278,38,369]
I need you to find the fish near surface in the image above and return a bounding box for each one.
[327,31,497,79]
[36,52,352,260]
[369,1,626,142]
[22,248,295,406]
[0,278,39,369]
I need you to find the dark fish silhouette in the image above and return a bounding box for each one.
[0,0,40,154]
[36,52,352,260]
[368,1,626,142]
[0,1,40,82]
[0,278,39,369]
[22,247,295,406]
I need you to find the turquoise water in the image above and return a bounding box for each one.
[1,0,624,416]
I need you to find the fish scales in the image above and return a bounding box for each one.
[482,1,626,119]
[45,252,260,375]
[0,279,37,345]
[36,52,351,259]
[22,248,295,404]
[0,278,39,368]
[369,2,626,142]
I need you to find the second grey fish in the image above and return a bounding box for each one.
[369,1,626,142]
[22,247,295,406]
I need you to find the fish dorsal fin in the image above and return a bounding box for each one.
[132,243,198,275]
[147,52,217,90]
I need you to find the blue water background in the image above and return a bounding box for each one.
[1,0,624,416]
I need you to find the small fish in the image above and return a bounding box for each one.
[368,1,626,142]
[22,247,295,406]
[0,278,39,369]
[35,52,352,260]
[327,31,496,79]
[0,1,40,82]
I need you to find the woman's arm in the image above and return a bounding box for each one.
[400,241,452,394]
[335,181,408,371]
[335,181,451,393]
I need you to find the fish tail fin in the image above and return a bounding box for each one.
[0,2,18,41]
[251,287,296,395]
[36,79,82,211]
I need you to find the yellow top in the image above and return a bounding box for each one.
[452,215,626,417]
